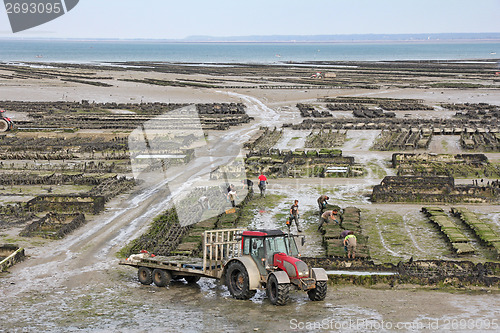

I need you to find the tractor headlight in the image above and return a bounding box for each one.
[295,260,309,278]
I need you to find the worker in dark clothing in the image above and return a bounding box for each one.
[317,195,329,213]
[318,209,340,231]
[340,230,351,239]
[242,179,254,192]
[289,199,302,232]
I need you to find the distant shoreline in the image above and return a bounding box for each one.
[1,32,500,43]
[2,38,500,44]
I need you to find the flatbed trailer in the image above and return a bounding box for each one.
[119,228,243,284]
[121,256,209,277]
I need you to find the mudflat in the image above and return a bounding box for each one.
[0,60,499,331]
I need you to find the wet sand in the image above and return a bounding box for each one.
[1,62,500,332]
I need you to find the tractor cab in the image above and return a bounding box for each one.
[240,230,305,277]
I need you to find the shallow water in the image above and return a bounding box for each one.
[326,270,398,276]
[1,40,499,63]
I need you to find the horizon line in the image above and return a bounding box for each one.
[1,32,500,43]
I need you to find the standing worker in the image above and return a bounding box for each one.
[344,231,357,259]
[317,208,340,231]
[317,195,329,213]
[227,188,237,207]
[289,199,302,232]
[242,179,254,192]
[258,173,268,197]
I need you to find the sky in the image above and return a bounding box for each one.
[0,0,499,39]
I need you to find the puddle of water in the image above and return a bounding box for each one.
[326,270,397,276]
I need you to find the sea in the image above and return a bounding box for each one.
[0,39,499,64]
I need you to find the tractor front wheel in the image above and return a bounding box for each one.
[226,261,256,300]
[307,281,327,301]
[266,274,290,306]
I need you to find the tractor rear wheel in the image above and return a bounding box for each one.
[152,269,171,287]
[226,261,256,300]
[0,119,8,132]
[307,281,327,301]
[184,276,200,284]
[138,267,153,285]
[266,274,290,306]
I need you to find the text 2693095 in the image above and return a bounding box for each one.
[5,2,62,14]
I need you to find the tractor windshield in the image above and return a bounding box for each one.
[285,235,299,256]
[265,235,299,257]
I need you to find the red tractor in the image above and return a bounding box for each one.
[224,229,328,305]
[0,110,13,132]
[122,228,328,306]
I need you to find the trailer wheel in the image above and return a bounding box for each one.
[152,269,171,287]
[226,261,256,300]
[307,281,327,301]
[266,274,290,306]
[184,276,200,284]
[0,119,8,132]
[138,267,153,285]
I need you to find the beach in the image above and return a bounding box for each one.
[1,59,500,331]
